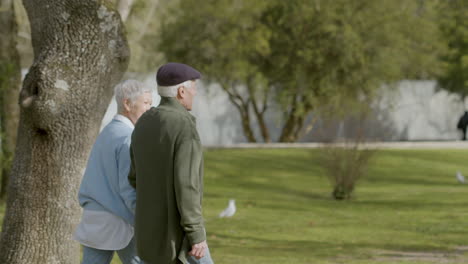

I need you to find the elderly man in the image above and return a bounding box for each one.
[129,63,213,264]
[74,80,153,264]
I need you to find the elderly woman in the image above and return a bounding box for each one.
[74,80,153,264]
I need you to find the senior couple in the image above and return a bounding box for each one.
[74,63,213,264]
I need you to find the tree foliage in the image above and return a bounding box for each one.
[124,0,171,72]
[158,0,442,142]
[0,0,21,201]
[160,0,274,142]
[437,0,468,98]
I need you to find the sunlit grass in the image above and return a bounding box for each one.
[201,149,468,264]
[2,148,468,264]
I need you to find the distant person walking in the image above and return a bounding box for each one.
[129,63,213,264]
[74,80,153,264]
[457,111,468,140]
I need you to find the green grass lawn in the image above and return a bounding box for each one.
[2,148,468,263]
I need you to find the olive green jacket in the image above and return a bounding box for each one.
[128,97,205,264]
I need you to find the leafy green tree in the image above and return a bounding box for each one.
[263,0,442,142]
[0,0,21,201]
[159,0,442,142]
[437,0,468,99]
[159,0,274,142]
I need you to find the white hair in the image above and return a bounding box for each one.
[157,80,193,97]
[115,80,152,113]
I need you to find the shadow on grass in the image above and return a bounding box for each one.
[365,176,456,186]
[208,233,454,258]
[353,199,465,210]
[205,149,329,203]
[230,181,329,200]
[205,149,324,179]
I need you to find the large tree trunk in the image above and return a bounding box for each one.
[0,1,129,263]
[0,0,21,201]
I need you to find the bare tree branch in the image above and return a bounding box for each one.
[136,0,159,42]
[117,0,135,22]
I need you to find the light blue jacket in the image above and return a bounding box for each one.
[78,117,136,226]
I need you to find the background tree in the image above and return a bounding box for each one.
[158,0,442,143]
[437,0,468,99]
[0,0,21,201]
[159,0,274,142]
[124,0,170,73]
[0,0,129,263]
[264,0,442,142]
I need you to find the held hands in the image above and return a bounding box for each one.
[189,240,208,259]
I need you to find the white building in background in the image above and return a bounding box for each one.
[381,81,464,141]
[101,76,466,145]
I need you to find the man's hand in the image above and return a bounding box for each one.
[189,240,208,259]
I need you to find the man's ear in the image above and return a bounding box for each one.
[177,86,185,99]
[123,98,132,113]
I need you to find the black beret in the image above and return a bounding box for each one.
[156,62,202,86]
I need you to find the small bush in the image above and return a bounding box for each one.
[322,143,376,200]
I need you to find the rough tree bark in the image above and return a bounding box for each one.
[0,0,129,263]
[0,0,21,200]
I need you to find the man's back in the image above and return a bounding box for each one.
[130,97,205,264]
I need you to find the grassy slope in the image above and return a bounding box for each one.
[2,149,468,264]
[202,149,468,264]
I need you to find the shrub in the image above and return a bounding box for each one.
[322,143,376,200]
